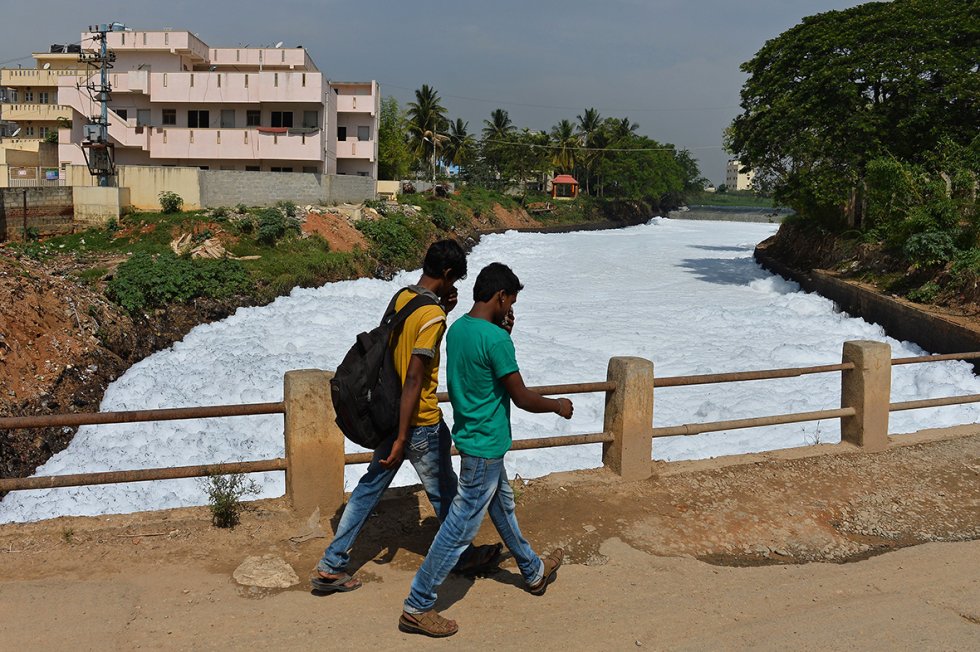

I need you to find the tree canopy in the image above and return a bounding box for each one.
[726,0,979,224]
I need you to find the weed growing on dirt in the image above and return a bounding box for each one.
[108,252,250,313]
[200,473,260,528]
[61,527,75,543]
[159,191,184,213]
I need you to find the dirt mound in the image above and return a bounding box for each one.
[300,212,369,252]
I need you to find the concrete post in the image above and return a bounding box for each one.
[283,369,345,516]
[840,340,892,452]
[602,356,654,481]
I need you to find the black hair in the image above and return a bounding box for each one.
[423,239,467,280]
[472,262,524,302]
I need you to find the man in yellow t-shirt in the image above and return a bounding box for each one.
[312,240,501,594]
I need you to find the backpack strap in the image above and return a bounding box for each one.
[382,290,439,332]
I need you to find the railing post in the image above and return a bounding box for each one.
[283,369,344,516]
[840,340,891,452]
[602,356,654,481]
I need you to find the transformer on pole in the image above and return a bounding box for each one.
[78,23,126,187]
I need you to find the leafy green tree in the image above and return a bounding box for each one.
[727,0,979,227]
[378,96,411,180]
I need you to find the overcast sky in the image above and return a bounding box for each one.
[1,0,868,183]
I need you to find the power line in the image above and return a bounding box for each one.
[481,136,724,153]
[381,81,738,113]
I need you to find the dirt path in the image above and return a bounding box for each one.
[1,428,978,649]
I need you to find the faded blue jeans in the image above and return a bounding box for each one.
[404,454,544,614]
[317,421,457,575]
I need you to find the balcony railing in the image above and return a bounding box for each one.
[0,103,73,122]
[336,138,376,160]
[148,127,323,161]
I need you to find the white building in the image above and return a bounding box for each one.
[725,159,754,191]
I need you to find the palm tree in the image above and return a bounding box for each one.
[576,107,603,195]
[444,118,476,170]
[549,119,578,174]
[611,116,639,141]
[406,84,449,181]
[481,108,517,177]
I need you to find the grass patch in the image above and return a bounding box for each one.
[688,192,775,208]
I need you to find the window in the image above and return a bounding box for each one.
[38,92,49,104]
[302,166,317,173]
[187,110,210,128]
[303,111,318,129]
[39,126,49,138]
[270,166,293,173]
[220,109,235,128]
[245,165,259,171]
[337,126,347,141]
[24,90,33,102]
[137,109,151,127]
[25,126,35,136]
[246,110,260,126]
[357,125,370,141]
[162,109,176,125]
[190,74,194,88]
[274,73,278,87]
[117,109,128,121]
[271,111,293,128]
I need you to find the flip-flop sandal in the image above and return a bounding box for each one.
[398,610,458,637]
[528,547,564,596]
[310,572,362,593]
[453,542,503,576]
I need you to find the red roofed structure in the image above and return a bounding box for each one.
[551,174,579,200]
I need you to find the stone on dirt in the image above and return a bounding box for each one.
[232,554,300,588]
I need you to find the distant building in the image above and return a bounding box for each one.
[0,29,379,178]
[725,159,754,192]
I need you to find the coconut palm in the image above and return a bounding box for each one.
[481,108,517,176]
[444,118,476,170]
[576,107,603,195]
[549,119,578,174]
[406,84,449,180]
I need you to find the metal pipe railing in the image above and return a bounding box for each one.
[0,401,285,431]
[892,352,980,366]
[656,363,854,388]
[0,458,287,492]
[889,394,980,412]
[652,407,856,438]
[435,381,615,403]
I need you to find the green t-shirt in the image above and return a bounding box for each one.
[446,314,520,458]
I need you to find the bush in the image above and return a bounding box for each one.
[275,200,298,219]
[211,206,229,220]
[235,203,248,214]
[256,207,300,246]
[907,282,941,303]
[108,252,250,313]
[200,474,259,528]
[903,231,957,268]
[356,213,432,272]
[159,191,184,213]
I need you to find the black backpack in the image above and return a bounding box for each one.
[330,289,439,449]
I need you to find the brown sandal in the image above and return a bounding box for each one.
[528,547,564,595]
[398,610,459,637]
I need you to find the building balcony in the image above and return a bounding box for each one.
[0,103,73,122]
[336,138,375,161]
[336,94,376,115]
[1,68,84,87]
[208,47,313,70]
[95,31,210,62]
[145,71,323,104]
[146,127,323,161]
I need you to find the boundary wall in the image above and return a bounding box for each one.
[755,244,980,373]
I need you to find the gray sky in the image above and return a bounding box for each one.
[1,0,867,183]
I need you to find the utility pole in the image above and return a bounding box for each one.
[79,23,125,187]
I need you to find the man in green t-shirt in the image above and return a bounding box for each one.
[399,262,573,638]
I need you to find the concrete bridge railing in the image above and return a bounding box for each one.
[1,340,978,520]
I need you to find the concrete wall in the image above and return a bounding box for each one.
[754,246,980,373]
[66,165,202,211]
[199,170,375,207]
[73,187,131,227]
[0,187,73,241]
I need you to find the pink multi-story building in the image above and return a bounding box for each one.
[38,30,378,178]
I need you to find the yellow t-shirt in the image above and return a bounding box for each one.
[391,288,446,426]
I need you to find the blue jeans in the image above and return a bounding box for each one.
[404,454,544,614]
[317,421,457,575]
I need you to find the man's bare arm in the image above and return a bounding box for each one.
[501,371,573,419]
